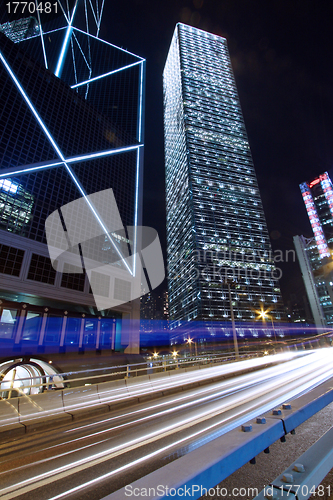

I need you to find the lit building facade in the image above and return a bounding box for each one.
[295,172,333,328]
[300,172,333,258]
[0,2,145,355]
[163,24,285,330]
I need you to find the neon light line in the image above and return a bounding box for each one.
[72,27,145,61]
[0,145,143,179]
[133,148,141,276]
[132,61,145,275]
[96,0,105,38]
[137,61,144,142]
[0,161,64,178]
[70,36,78,87]
[54,0,78,78]
[88,0,98,27]
[35,0,48,69]
[71,60,142,88]
[95,0,100,25]
[56,0,70,24]
[72,32,91,72]
[67,144,143,162]
[0,50,133,276]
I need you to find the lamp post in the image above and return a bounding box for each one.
[172,350,179,368]
[187,337,197,357]
[221,279,239,360]
[257,308,277,345]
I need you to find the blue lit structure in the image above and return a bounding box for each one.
[0,1,145,354]
[163,24,285,332]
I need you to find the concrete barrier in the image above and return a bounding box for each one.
[18,390,72,430]
[97,379,128,404]
[0,398,25,437]
[63,384,109,417]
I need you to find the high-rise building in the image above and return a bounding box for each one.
[295,172,333,328]
[0,2,145,355]
[300,172,333,258]
[163,24,285,331]
[293,235,329,328]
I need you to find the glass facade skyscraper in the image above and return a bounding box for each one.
[163,24,284,329]
[295,172,333,327]
[300,172,333,259]
[0,2,145,354]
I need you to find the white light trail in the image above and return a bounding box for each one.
[1,349,333,500]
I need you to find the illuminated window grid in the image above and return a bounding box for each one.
[164,24,284,327]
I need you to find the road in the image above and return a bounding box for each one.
[0,348,332,500]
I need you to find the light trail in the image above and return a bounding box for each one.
[1,351,304,428]
[0,352,315,475]
[0,349,332,499]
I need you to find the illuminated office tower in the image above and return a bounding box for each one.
[163,24,284,329]
[295,172,333,327]
[0,2,145,354]
[300,172,333,258]
[294,235,332,328]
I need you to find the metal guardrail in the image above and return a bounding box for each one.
[254,426,333,499]
[0,350,261,398]
[104,377,333,500]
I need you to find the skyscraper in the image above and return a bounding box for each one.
[300,172,333,258]
[163,24,284,330]
[0,2,145,354]
[295,172,333,328]
[293,235,332,328]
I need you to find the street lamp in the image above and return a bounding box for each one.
[187,337,197,357]
[256,307,277,344]
[172,350,179,368]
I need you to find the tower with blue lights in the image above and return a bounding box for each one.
[0,1,145,354]
[163,24,284,331]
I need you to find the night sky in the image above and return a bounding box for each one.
[99,0,333,306]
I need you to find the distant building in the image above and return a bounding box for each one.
[163,23,285,331]
[300,172,333,258]
[140,290,169,347]
[294,235,333,328]
[0,16,39,42]
[295,171,333,329]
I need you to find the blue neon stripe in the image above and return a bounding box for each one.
[54,0,78,78]
[0,145,143,179]
[72,27,145,61]
[71,61,142,89]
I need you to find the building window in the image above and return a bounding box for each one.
[0,308,18,338]
[114,278,131,302]
[0,244,24,276]
[27,254,57,284]
[61,263,85,292]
